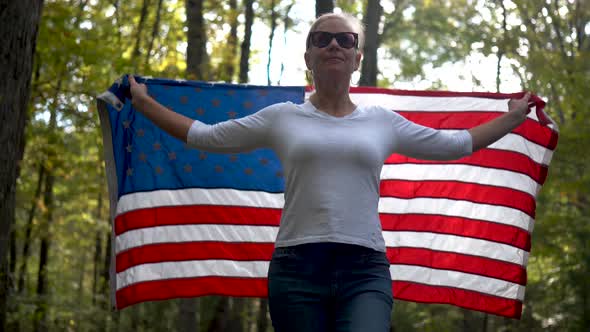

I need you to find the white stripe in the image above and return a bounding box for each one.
[350,93,544,123]
[434,130,553,166]
[116,258,525,300]
[391,264,525,300]
[381,164,540,197]
[116,224,279,253]
[384,231,529,266]
[116,188,534,232]
[116,260,269,290]
[379,197,534,232]
[489,133,554,166]
[116,188,284,215]
[115,224,527,266]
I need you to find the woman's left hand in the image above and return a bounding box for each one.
[507,92,532,123]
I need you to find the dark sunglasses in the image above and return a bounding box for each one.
[307,31,359,49]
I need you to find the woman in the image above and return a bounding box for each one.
[129,12,531,332]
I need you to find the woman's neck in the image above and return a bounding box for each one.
[310,77,355,117]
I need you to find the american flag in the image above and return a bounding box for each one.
[97,76,558,319]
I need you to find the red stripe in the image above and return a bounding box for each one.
[380,180,536,217]
[116,276,268,309]
[386,148,549,184]
[115,205,282,235]
[349,86,538,101]
[388,248,526,285]
[381,213,531,251]
[397,111,557,150]
[347,87,552,127]
[116,242,274,273]
[393,280,522,319]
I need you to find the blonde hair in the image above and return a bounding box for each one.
[306,12,365,50]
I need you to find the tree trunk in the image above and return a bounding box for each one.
[359,0,382,87]
[266,0,278,85]
[256,298,268,332]
[33,73,61,332]
[132,0,151,68]
[220,0,239,82]
[278,2,295,85]
[144,0,164,70]
[0,1,44,329]
[177,298,199,332]
[239,0,254,83]
[33,171,55,332]
[17,163,45,293]
[315,0,334,17]
[92,192,103,305]
[186,0,208,80]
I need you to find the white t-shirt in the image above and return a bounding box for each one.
[188,100,472,252]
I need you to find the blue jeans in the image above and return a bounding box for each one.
[268,243,393,332]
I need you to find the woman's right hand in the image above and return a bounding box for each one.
[129,75,148,101]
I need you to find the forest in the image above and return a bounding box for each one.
[1,0,588,331]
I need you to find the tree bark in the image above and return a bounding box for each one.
[239,0,254,83]
[278,2,295,85]
[33,73,61,332]
[144,0,164,70]
[256,298,269,332]
[177,298,199,332]
[315,0,334,17]
[359,0,382,87]
[132,0,151,68]
[220,0,239,82]
[186,0,208,80]
[267,0,278,85]
[0,1,44,329]
[17,163,45,293]
[33,171,55,332]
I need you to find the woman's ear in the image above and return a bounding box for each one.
[304,51,311,70]
[354,51,362,71]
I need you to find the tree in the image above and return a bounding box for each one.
[316,0,334,17]
[359,0,382,86]
[186,0,209,80]
[0,1,44,330]
[239,0,255,83]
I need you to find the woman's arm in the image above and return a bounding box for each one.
[129,75,276,152]
[468,92,531,152]
[129,75,194,142]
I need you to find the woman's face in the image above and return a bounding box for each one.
[304,17,362,81]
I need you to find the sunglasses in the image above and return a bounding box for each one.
[307,31,359,49]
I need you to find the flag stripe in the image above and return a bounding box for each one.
[385,149,548,184]
[380,180,535,217]
[116,259,269,290]
[381,214,531,251]
[116,188,534,232]
[116,188,285,215]
[398,112,557,150]
[116,276,269,310]
[379,197,533,232]
[393,281,523,318]
[116,205,531,251]
[116,224,279,253]
[388,248,526,285]
[115,224,527,266]
[385,232,528,266]
[115,259,523,300]
[391,264,525,300]
[116,242,275,273]
[115,205,282,235]
[115,242,526,285]
[381,164,540,197]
